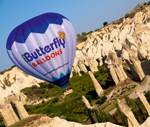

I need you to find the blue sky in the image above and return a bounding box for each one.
[0,0,150,72]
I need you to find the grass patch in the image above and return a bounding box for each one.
[21,65,110,124]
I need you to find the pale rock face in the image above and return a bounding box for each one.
[0,67,43,100]
[117,99,140,126]
[78,64,87,73]
[122,49,129,61]
[88,71,103,96]
[23,115,150,127]
[74,5,150,76]
[82,95,93,109]
[138,43,148,60]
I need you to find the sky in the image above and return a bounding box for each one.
[0,0,150,72]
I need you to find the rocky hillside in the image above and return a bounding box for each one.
[72,2,150,77]
[0,66,44,100]
[9,114,150,127]
[129,2,147,14]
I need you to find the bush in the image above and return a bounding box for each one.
[87,31,93,35]
[96,96,107,104]
[72,71,78,77]
[85,94,93,103]
[103,22,108,26]
[125,13,129,18]
[31,85,38,89]
[52,97,59,103]
[145,90,150,102]
[80,71,85,75]
[77,33,87,42]
[129,12,136,18]
[42,100,45,104]
[48,84,54,89]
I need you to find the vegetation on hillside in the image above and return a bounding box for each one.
[0,63,149,127]
[21,65,113,124]
[0,65,16,75]
[13,65,150,126]
[77,32,87,44]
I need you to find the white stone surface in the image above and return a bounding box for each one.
[0,67,43,100]
[23,116,150,127]
[73,5,150,75]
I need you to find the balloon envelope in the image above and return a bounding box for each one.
[6,13,76,88]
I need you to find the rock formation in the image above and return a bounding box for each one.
[82,95,93,109]
[18,115,150,127]
[129,54,145,81]
[88,71,103,96]
[0,93,29,127]
[0,67,43,100]
[140,75,150,86]
[11,101,28,120]
[105,51,128,85]
[117,99,140,126]
[121,43,145,81]
[85,56,98,72]
[0,104,19,127]
[70,4,150,79]
[135,89,150,116]
[127,118,133,127]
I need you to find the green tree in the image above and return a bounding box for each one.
[82,32,87,36]
[87,109,95,124]
[103,22,108,26]
[116,105,128,126]
[77,33,87,42]
[125,13,129,18]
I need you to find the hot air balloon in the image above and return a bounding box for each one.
[6,13,76,88]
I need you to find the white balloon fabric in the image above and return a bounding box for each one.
[6,13,76,88]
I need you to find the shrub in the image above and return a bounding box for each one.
[48,84,54,89]
[125,13,129,18]
[52,97,59,103]
[72,71,78,77]
[145,90,150,102]
[87,31,93,35]
[80,71,85,75]
[77,33,87,42]
[85,94,93,103]
[96,96,107,104]
[31,85,38,90]
[42,100,45,104]
[129,12,136,18]
[103,22,108,26]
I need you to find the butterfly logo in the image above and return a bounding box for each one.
[57,31,66,40]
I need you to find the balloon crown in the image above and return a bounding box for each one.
[6,13,68,50]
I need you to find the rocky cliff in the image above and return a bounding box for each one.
[72,3,150,76]
[10,115,150,127]
[0,67,44,100]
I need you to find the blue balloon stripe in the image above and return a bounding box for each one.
[43,62,69,76]
[7,13,68,50]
